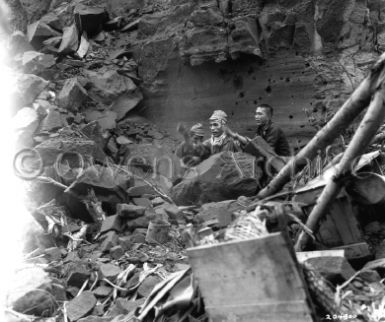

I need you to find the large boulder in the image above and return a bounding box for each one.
[171,152,263,205]
[84,67,139,107]
[27,20,61,49]
[20,51,56,74]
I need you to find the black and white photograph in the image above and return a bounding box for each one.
[1,0,385,321]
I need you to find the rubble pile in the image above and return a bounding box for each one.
[5,0,385,321]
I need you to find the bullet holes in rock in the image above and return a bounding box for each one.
[233,75,243,89]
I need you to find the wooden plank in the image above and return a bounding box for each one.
[329,197,363,245]
[333,242,371,259]
[187,233,314,322]
[296,250,345,263]
[209,302,313,322]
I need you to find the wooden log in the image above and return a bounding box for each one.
[295,87,385,251]
[257,53,385,199]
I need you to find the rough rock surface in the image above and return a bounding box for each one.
[118,0,384,147]
[171,151,263,205]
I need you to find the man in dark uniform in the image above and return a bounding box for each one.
[224,104,291,157]
[253,104,291,156]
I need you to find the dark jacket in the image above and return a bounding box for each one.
[255,122,291,156]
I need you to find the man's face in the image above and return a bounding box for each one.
[210,120,224,137]
[255,107,271,126]
[192,134,203,144]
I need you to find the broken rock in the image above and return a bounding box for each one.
[110,245,125,260]
[66,291,97,321]
[100,231,119,252]
[67,268,91,288]
[126,184,157,197]
[58,24,80,54]
[27,20,61,49]
[99,263,122,281]
[100,215,124,234]
[130,232,146,244]
[118,236,133,251]
[35,135,106,166]
[84,109,117,130]
[92,285,112,298]
[21,51,56,74]
[133,197,152,208]
[38,108,67,133]
[126,216,150,231]
[171,152,262,205]
[117,204,146,219]
[84,67,137,105]
[110,91,143,120]
[57,77,88,112]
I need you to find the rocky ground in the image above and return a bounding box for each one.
[4,0,385,321]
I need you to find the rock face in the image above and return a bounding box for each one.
[7,0,382,147]
[171,152,263,205]
[120,0,384,147]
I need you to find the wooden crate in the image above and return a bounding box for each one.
[187,232,315,322]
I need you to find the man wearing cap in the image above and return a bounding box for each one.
[176,123,210,167]
[203,110,242,154]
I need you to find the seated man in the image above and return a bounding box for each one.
[253,104,291,156]
[203,109,242,154]
[176,123,210,167]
